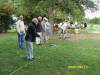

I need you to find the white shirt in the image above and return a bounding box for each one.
[61,22,68,30]
[58,23,63,28]
[16,20,25,33]
[71,24,75,28]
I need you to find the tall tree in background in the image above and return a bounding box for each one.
[13,0,97,21]
[0,0,13,15]
[0,0,97,32]
[0,0,13,32]
[35,0,97,31]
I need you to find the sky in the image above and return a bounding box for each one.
[85,0,100,19]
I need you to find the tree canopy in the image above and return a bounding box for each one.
[0,0,97,32]
[0,0,97,21]
[0,0,13,15]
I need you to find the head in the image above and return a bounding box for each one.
[43,17,48,22]
[32,18,38,25]
[18,15,24,21]
[65,20,68,22]
[38,16,42,22]
[70,21,73,24]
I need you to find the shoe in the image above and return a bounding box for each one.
[28,57,35,61]
[38,44,42,45]
[21,48,25,50]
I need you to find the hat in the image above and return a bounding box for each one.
[43,17,48,21]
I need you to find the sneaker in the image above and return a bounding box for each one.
[28,57,35,61]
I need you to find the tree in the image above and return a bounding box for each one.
[12,0,97,32]
[13,0,97,20]
[0,0,14,32]
[0,0,13,15]
[33,0,97,31]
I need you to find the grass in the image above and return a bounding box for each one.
[0,33,100,75]
[85,24,100,33]
[7,29,16,33]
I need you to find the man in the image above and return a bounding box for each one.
[42,17,51,42]
[25,18,40,60]
[36,16,42,45]
[16,15,25,49]
[58,20,69,39]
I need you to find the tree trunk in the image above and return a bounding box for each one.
[48,6,54,35]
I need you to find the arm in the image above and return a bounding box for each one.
[16,21,20,33]
[31,25,40,37]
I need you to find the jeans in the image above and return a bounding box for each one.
[26,41,33,59]
[18,32,24,48]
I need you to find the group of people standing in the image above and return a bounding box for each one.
[16,15,87,60]
[16,15,51,60]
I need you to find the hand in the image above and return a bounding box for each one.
[37,34,40,37]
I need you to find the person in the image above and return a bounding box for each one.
[35,16,43,45]
[53,24,58,34]
[42,17,51,42]
[16,15,25,49]
[84,23,87,28]
[58,19,69,39]
[58,21,64,39]
[25,18,40,60]
[80,22,84,29]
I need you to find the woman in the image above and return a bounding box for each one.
[25,18,40,60]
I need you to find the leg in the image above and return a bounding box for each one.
[18,33,21,48]
[26,41,33,60]
[36,32,41,45]
[20,32,24,48]
[26,41,30,59]
[43,32,46,42]
[38,32,42,44]
[59,29,63,39]
[36,37,40,45]
[29,42,33,59]
[45,30,50,41]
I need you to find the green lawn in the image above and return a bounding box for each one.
[86,24,100,33]
[0,33,100,75]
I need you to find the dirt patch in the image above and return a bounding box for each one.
[66,33,100,40]
[1,33,100,40]
[51,33,100,40]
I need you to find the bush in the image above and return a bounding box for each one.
[0,15,14,32]
[0,24,4,33]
